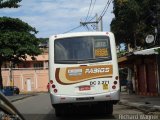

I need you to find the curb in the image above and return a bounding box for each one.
[19,91,47,94]
[10,94,37,102]
[119,100,160,112]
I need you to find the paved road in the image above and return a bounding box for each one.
[13,93,144,120]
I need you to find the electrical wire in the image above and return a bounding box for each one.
[88,0,97,21]
[88,14,97,22]
[85,0,93,22]
[98,0,112,21]
[63,0,112,33]
[63,25,82,33]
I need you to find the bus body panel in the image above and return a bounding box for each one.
[49,32,119,106]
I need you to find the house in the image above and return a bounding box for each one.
[2,47,49,93]
[118,47,160,96]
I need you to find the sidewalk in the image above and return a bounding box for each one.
[6,93,37,102]
[119,92,160,112]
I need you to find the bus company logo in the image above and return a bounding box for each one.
[68,69,82,76]
[85,67,110,74]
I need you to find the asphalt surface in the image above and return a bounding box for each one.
[12,93,146,120]
[8,92,160,113]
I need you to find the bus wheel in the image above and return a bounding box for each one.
[55,107,62,117]
[54,105,63,117]
[106,102,113,115]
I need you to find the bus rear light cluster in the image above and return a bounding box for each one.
[49,80,58,93]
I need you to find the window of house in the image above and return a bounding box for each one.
[33,62,43,68]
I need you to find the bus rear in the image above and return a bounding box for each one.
[49,32,119,116]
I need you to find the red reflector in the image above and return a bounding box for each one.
[112,85,116,89]
[50,80,53,84]
[79,86,90,91]
[114,81,117,85]
[61,97,66,100]
[52,84,56,88]
[115,76,119,80]
[54,89,57,93]
[106,95,110,97]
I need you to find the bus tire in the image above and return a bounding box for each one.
[106,102,113,115]
[54,105,63,117]
[55,107,61,117]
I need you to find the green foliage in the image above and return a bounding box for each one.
[111,0,156,48]
[154,48,160,54]
[0,0,21,8]
[0,0,41,89]
[117,50,128,57]
[39,38,49,44]
[0,17,42,63]
[0,17,38,33]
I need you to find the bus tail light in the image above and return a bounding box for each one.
[52,84,56,88]
[115,76,119,80]
[50,80,53,84]
[114,81,117,85]
[61,97,66,100]
[112,85,116,89]
[54,89,58,93]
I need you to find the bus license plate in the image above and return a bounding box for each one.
[79,86,91,91]
[103,84,108,90]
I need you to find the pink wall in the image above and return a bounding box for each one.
[2,69,49,92]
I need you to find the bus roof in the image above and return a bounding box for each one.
[50,31,113,40]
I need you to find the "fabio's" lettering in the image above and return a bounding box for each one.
[85,68,110,74]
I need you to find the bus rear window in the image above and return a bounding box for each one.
[54,36,111,64]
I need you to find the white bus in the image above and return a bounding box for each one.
[49,32,119,116]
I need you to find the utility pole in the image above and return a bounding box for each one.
[99,16,103,31]
[80,13,104,32]
[95,13,99,31]
[80,13,99,31]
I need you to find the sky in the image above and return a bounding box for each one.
[0,0,115,38]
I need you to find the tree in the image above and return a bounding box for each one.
[0,0,21,8]
[111,0,156,48]
[0,17,42,89]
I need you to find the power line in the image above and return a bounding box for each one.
[80,13,99,31]
[98,0,112,21]
[63,25,82,34]
[88,0,97,20]
[63,0,112,33]
[88,14,97,22]
[85,0,93,22]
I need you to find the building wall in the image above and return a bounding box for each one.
[2,69,49,92]
[135,56,158,96]
[118,55,159,96]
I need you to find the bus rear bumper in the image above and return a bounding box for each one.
[50,90,120,105]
